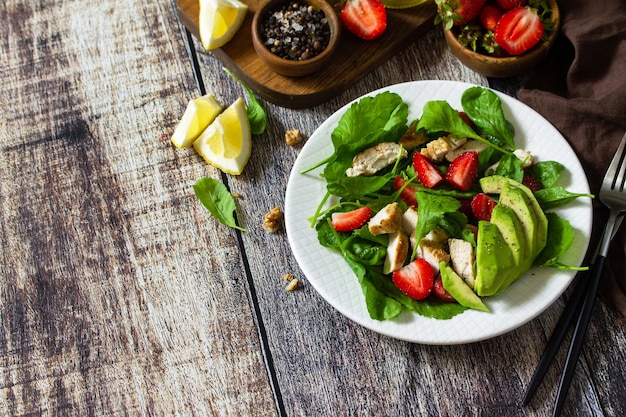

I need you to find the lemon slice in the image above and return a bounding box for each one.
[199,0,248,50]
[193,97,251,175]
[171,94,223,148]
[381,0,428,9]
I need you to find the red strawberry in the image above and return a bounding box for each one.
[433,274,457,303]
[495,0,526,11]
[445,151,479,191]
[494,7,544,55]
[522,174,543,192]
[471,193,497,221]
[479,5,503,32]
[413,152,444,188]
[340,0,387,41]
[392,258,435,300]
[393,176,419,207]
[331,206,372,232]
[435,0,487,28]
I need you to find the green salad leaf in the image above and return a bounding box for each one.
[461,86,516,149]
[194,177,245,231]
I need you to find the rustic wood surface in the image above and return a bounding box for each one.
[1,1,625,417]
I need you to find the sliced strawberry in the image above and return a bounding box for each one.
[435,0,487,28]
[479,5,503,32]
[494,7,544,56]
[522,174,543,193]
[445,151,479,191]
[340,0,387,41]
[393,176,418,207]
[433,274,457,303]
[413,152,444,189]
[331,206,372,232]
[495,0,526,11]
[392,258,435,300]
[471,193,497,222]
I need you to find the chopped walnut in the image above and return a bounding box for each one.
[285,129,303,146]
[282,273,294,281]
[232,192,242,199]
[263,206,283,233]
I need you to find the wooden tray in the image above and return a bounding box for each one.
[177,0,437,108]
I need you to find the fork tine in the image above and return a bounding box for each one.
[608,132,626,190]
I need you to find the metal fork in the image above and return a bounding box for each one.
[550,132,626,417]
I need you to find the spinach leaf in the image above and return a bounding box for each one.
[224,67,267,135]
[535,186,595,210]
[534,212,586,270]
[494,152,524,182]
[461,86,515,149]
[194,177,245,231]
[417,100,509,153]
[528,161,565,188]
[413,192,461,256]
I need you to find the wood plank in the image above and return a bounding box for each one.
[0,0,277,415]
[177,0,437,108]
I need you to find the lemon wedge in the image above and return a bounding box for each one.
[171,94,223,148]
[381,0,428,8]
[193,97,251,175]
[199,0,248,50]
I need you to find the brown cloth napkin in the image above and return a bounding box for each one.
[517,0,626,326]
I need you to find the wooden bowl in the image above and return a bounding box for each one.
[251,0,341,77]
[443,0,560,78]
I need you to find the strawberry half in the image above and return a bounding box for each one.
[331,206,372,232]
[445,151,479,191]
[393,176,418,207]
[413,152,444,188]
[494,7,544,56]
[471,193,497,222]
[392,258,435,300]
[340,0,387,41]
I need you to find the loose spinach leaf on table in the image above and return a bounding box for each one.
[194,177,245,231]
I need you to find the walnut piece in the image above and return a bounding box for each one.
[285,129,303,146]
[285,278,299,291]
[263,206,283,233]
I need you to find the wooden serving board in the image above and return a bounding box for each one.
[177,0,437,108]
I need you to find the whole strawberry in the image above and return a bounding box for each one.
[435,0,487,29]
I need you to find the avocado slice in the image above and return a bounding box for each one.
[490,203,527,266]
[440,263,489,312]
[474,220,516,297]
[479,175,548,257]
[499,183,538,264]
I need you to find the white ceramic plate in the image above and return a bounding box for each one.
[284,80,592,345]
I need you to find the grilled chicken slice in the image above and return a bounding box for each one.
[346,142,407,177]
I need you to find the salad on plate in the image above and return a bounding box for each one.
[301,85,592,322]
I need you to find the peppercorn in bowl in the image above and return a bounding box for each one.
[439,0,560,78]
[252,0,341,77]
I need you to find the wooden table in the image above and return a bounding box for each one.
[1,1,624,416]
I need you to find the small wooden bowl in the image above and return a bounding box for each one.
[251,0,341,77]
[443,0,560,78]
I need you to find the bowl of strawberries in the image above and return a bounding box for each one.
[436,0,560,78]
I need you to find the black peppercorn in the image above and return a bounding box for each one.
[261,1,331,61]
